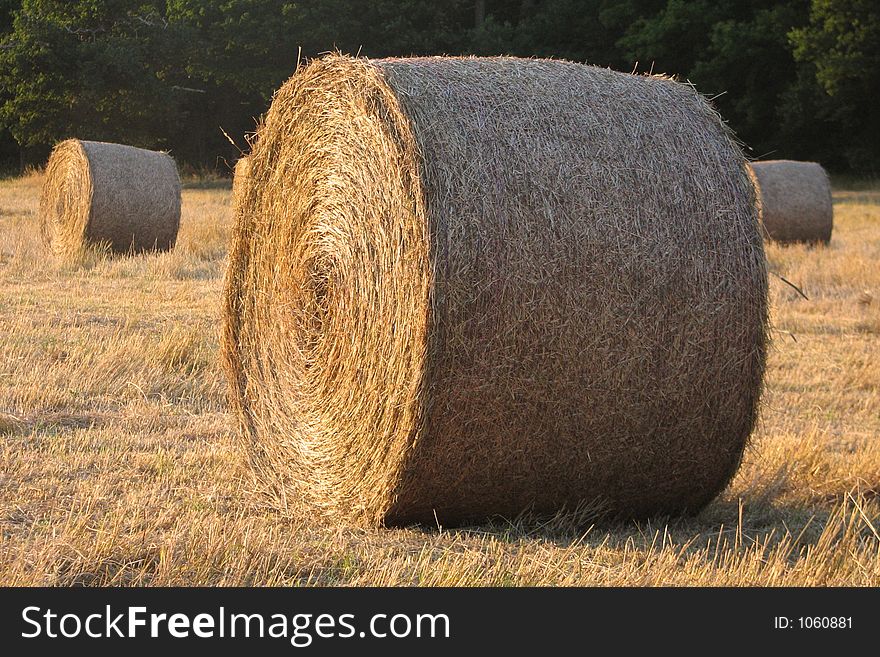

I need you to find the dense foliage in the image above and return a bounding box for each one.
[0,0,877,172]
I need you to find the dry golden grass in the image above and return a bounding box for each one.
[0,172,877,586]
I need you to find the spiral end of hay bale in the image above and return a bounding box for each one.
[40,139,93,260]
[223,55,768,526]
[40,139,181,259]
[750,160,833,245]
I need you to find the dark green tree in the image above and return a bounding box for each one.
[690,2,810,159]
[484,0,663,65]
[618,0,737,75]
[789,0,880,170]
[0,0,877,172]
[0,0,185,160]
[0,1,24,167]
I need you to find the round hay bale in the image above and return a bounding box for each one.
[222,55,768,526]
[40,139,181,259]
[749,160,833,244]
[231,156,250,209]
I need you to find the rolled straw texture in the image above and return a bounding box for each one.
[232,156,251,209]
[223,55,768,526]
[40,139,181,258]
[749,160,833,244]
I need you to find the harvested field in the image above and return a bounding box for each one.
[0,172,878,585]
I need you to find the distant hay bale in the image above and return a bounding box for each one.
[222,55,768,526]
[40,139,181,259]
[749,160,833,244]
[231,156,250,208]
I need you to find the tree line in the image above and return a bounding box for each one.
[0,0,877,174]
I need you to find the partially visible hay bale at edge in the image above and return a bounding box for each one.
[750,160,833,245]
[40,139,181,259]
[231,156,250,209]
[223,54,768,527]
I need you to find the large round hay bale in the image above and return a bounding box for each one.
[222,55,768,526]
[40,139,181,258]
[231,156,250,209]
[749,160,833,244]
